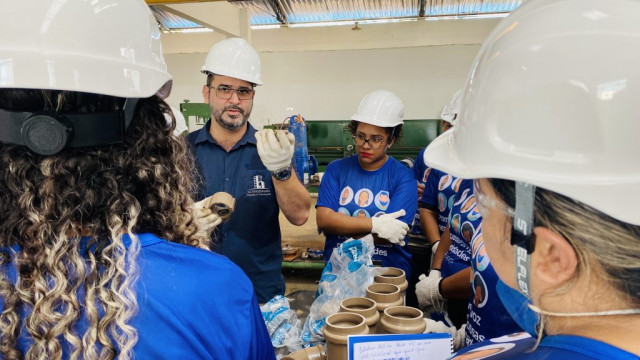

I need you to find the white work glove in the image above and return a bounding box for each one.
[423,320,466,351]
[192,198,222,236]
[415,270,445,312]
[371,209,410,246]
[255,129,295,172]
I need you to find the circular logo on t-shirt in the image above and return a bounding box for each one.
[338,207,350,216]
[452,177,462,192]
[374,190,391,211]
[373,211,385,218]
[422,168,432,183]
[451,214,462,234]
[491,332,530,343]
[354,189,373,207]
[460,195,476,214]
[438,174,452,191]
[451,342,516,359]
[438,193,447,212]
[461,221,475,242]
[467,204,482,222]
[354,209,370,218]
[339,186,354,206]
[473,272,488,308]
[455,188,471,207]
[476,245,490,272]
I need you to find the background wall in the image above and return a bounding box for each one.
[161,18,500,131]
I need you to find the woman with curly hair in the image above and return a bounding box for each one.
[0,1,273,359]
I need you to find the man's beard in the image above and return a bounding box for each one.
[212,105,250,131]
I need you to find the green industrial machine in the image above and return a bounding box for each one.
[306,119,441,165]
[179,100,210,128]
[180,100,442,165]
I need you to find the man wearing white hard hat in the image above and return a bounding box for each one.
[432,0,640,359]
[186,38,311,304]
[0,1,273,358]
[316,90,417,278]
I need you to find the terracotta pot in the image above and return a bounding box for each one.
[380,306,427,334]
[339,297,380,334]
[282,344,326,360]
[374,267,408,304]
[365,283,403,333]
[323,312,369,360]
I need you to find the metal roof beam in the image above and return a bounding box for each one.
[267,0,288,25]
[418,0,426,18]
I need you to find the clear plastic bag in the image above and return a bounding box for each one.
[300,236,385,345]
[261,295,301,348]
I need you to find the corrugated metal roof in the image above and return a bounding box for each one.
[150,5,202,30]
[153,0,527,29]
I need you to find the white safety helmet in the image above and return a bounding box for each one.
[424,0,640,226]
[201,38,263,86]
[0,0,172,99]
[440,90,462,125]
[351,90,404,128]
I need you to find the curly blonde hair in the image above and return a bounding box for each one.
[0,89,207,360]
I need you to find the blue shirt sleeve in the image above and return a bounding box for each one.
[248,292,277,360]
[420,168,440,207]
[389,165,418,226]
[316,160,340,211]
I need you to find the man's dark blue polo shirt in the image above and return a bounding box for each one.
[186,120,285,303]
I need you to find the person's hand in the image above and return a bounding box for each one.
[255,129,295,172]
[415,269,445,311]
[423,320,466,351]
[371,210,409,246]
[192,198,222,235]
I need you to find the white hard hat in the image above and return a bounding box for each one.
[0,0,172,99]
[440,90,462,125]
[351,90,404,128]
[201,38,263,86]
[424,0,640,226]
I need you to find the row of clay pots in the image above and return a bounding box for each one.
[322,267,414,360]
[281,268,411,360]
[324,305,426,360]
[374,267,408,301]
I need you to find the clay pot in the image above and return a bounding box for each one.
[339,297,380,334]
[380,306,427,334]
[323,313,369,360]
[365,283,403,333]
[282,344,326,360]
[374,267,408,303]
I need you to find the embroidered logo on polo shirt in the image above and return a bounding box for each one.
[253,175,265,189]
[247,174,272,197]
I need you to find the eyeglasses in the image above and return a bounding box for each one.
[207,85,255,100]
[473,179,516,218]
[353,133,387,149]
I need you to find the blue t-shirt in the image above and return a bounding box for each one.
[3,233,274,359]
[451,333,639,359]
[316,155,417,277]
[440,180,476,279]
[465,228,522,346]
[420,169,466,236]
[187,121,285,303]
